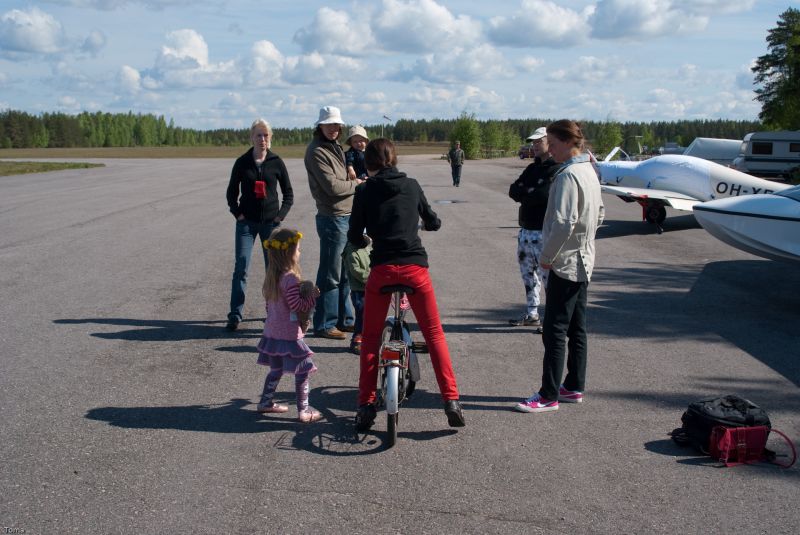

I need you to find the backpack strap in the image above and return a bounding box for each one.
[768,429,797,468]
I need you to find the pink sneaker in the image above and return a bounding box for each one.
[514,393,558,413]
[257,402,289,414]
[558,385,584,403]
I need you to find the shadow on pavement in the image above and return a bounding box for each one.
[591,259,800,387]
[54,317,264,342]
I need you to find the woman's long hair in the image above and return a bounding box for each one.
[262,227,303,303]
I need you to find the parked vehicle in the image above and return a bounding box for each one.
[732,131,800,178]
[518,144,534,159]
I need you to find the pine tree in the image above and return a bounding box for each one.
[752,7,800,129]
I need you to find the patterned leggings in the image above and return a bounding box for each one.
[517,228,548,316]
[259,356,310,412]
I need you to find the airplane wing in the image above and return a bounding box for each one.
[600,185,701,212]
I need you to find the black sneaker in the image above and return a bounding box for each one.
[355,403,377,432]
[508,314,541,327]
[225,318,240,331]
[444,399,466,427]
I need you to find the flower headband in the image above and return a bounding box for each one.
[263,231,303,251]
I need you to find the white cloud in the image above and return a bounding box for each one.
[393,44,512,84]
[149,29,241,88]
[488,0,591,48]
[547,56,625,83]
[81,30,107,56]
[282,52,364,85]
[0,7,67,56]
[58,95,81,111]
[293,7,374,56]
[48,1,194,10]
[247,40,285,87]
[590,0,707,39]
[372,0,482,54]
[518,57,545,73]
[119,65,142,94]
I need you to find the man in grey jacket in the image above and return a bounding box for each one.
[305,106,364,339]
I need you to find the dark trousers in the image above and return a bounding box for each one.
[451,164,462,185]
[351,290,365,337]
[540,271,588,401]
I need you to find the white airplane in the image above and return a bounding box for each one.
[596,148,791,233]
[693,184,800,264]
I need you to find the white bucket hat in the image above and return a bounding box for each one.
[316,106,344,126]
[526,126,547,141]
[346,125,369,145]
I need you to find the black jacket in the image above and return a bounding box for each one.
[226,148,294,223]
[348,167,440,268]
[508,157,560,230]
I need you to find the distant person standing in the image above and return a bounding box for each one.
[225,118,294,331]
[447,140,465,186]
[304,106,363,340]
[507,127,560,327]
[514,119,604,414]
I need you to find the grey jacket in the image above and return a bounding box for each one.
[540,154,604,282]
[304,132,358,216]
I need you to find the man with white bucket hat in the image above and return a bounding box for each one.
[304,106,364,340]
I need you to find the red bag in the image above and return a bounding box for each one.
[254,180,267,199]
[710,425,796,468]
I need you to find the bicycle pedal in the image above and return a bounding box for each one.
[411,341,428,353]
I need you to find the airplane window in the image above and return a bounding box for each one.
[776,185,800,202]
[752,142,773,155]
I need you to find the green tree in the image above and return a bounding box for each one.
[450,111,481,159]
[592,121,623,158]
[752,7,800,129]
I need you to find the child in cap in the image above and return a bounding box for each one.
[345,125,369,180]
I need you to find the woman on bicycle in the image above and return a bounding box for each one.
[347,138,465,431]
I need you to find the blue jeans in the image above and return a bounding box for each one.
[229,219,276,322]
[313,214,354,332]
[351,290,365,337]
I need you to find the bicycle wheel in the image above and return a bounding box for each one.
[387,411,398,448]
[385,366,400,447]
[376,320,394,409]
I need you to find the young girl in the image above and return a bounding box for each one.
[256,227,323,423]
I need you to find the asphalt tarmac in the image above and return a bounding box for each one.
[1,154,798,534]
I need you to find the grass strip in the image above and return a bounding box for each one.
[0,161,105,177]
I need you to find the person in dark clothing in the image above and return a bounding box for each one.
[225,118,294,331]
[507,126,560,327]
[348,138,465,432]
[447,140,465,186]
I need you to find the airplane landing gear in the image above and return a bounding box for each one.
[641,201,666,234]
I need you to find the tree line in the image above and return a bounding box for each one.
[0,108,762,157]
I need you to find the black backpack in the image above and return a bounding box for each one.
[671,395,771,453]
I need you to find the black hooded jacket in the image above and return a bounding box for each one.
[347,167,440,268]
[226,148,294,223]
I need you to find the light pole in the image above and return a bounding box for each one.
[382,115,391,138]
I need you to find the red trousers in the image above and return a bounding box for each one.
[357,264,460,406]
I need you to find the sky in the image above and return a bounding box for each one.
[0,0,796,130]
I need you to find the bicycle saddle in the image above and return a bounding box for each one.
[379,284,415,295]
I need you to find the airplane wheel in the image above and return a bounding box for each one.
[645,204,666,225]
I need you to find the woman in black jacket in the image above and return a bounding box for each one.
[225,119,294,331]
[347,138,465,431]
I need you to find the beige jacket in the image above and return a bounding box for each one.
[304,133,357,216]
[540,154,604,282]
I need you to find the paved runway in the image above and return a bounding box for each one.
[1,154,798,534]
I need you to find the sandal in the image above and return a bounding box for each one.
[298,408,323,423]
[257,402,289,414]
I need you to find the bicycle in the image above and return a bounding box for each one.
[374,284,426,448]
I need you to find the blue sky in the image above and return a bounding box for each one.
[0,1,794,130]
